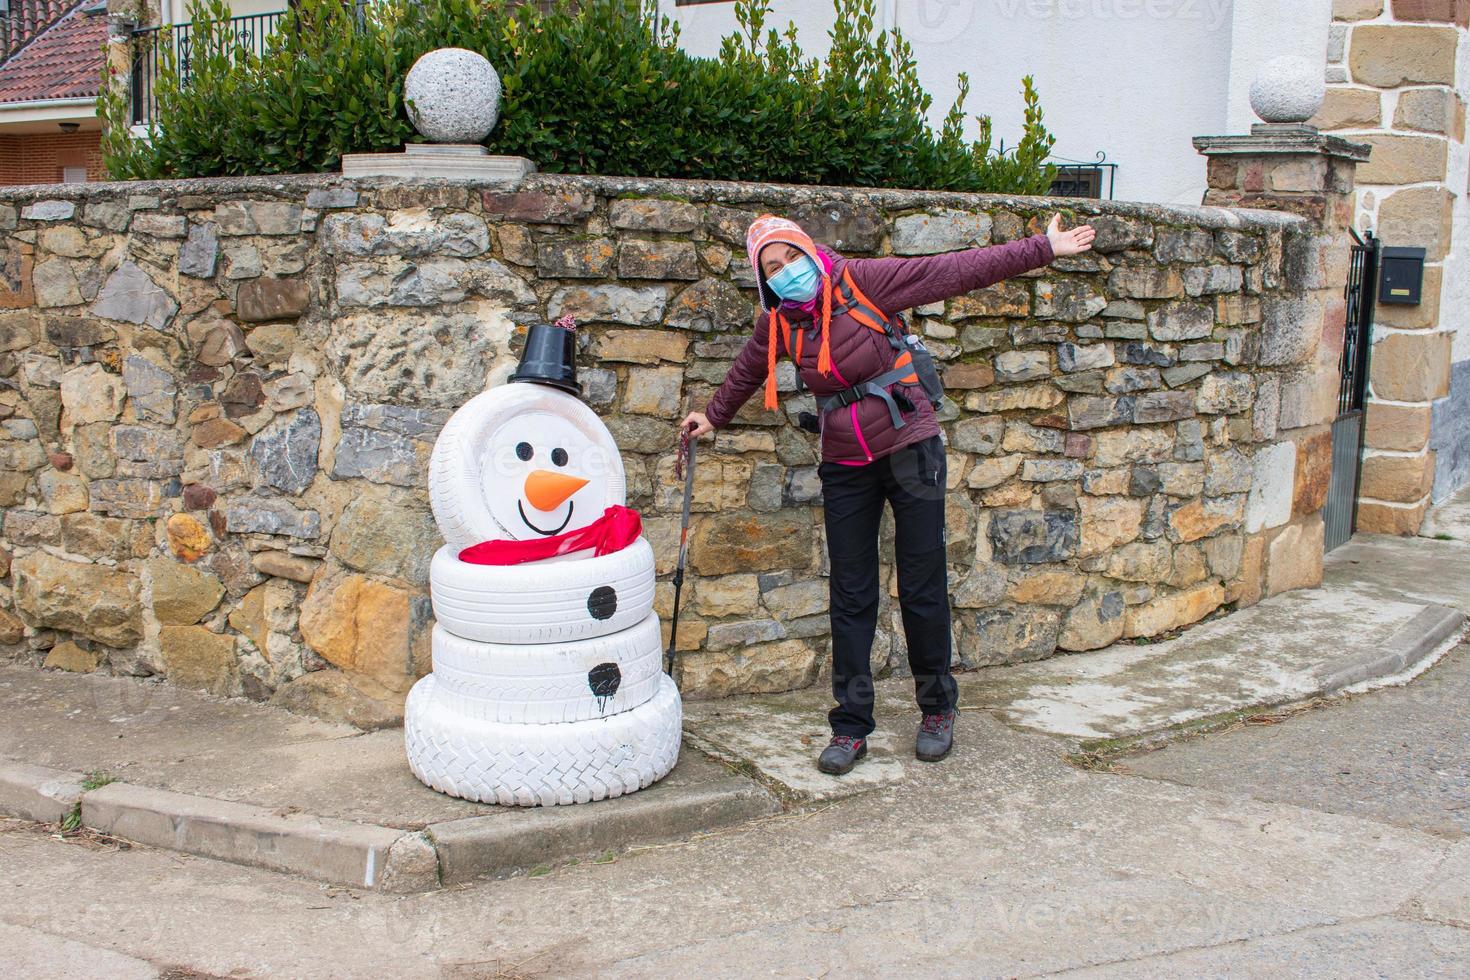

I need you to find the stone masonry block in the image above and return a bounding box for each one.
[1359,450,1436,503]
[1394,87,1464,136]
[1292,430,1332,517]
[1378,186,1455,263]
[608,198,701,233]
[1365,402,1432,452]
[1270,157,1328,194]
[1391,0,1470,25]
[1357,134,1449,185]
[481,190,595,224]
[787,201,885,252]
[1356,498,1430,535]
[1258,296,1322,367]
[1312,88,1382,130]
[1370,332,1452,402]
[1123,583,1224,638]
[1335,0,1383,20]
[1278,364,1340,431]
[237,278,309,323]
[1266,515,1325,597]
[1350,26,1458,87]
[1245,441,1296,533]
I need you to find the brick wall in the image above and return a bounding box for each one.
[0,132,106,187]
[0,172,1338,726]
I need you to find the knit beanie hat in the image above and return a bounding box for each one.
[744,214,834,409]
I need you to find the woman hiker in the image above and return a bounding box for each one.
[680,212,1097,775]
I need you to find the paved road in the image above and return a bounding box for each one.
[1127,642,1470,840]
[2,650,1468,978]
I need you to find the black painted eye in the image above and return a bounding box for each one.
[515,442,533,461]
[588,662,621,699]
[588,586,617,620]
[551,447,568,466]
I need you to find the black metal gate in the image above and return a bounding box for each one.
[1324,229,1380,553]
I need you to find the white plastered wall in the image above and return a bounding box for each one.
[1449,31,1470,367]
[659,0,1329,206]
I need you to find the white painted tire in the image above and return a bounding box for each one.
[404,672,683,806]
[429,537,655,644]
[429,384,627,552]
[427,614,665,725]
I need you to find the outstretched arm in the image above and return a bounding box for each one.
[847,214,1096,313]
[698,315,773,431]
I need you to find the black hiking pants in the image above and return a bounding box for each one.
[819,434,958,738]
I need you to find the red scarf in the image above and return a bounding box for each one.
[457,505,643,566]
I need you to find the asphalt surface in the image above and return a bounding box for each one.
[1126,642,1470,840]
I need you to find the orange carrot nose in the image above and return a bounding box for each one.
[523,469,589,511]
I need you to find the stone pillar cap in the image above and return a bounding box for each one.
[1193,131,1371,163]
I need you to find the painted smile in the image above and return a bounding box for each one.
[518,499,575,536]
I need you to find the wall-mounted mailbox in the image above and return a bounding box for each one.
[1379,246,1426,305]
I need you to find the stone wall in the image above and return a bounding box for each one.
[0,171,1332,724]
[1318,0,1470,525]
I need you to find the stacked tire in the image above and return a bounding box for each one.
[404,386,682,807]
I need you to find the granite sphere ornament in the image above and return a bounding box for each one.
[1249,55,1326,125]
[404,47,503,143]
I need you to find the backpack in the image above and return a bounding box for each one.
[779,265,946,433]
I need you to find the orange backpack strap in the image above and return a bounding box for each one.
[833,267,901,349]
[777,311,794,356]
[891,347,919,385]
[820,267,947,422]
[776,310,806,372]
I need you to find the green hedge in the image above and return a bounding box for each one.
[102,0,1057,194]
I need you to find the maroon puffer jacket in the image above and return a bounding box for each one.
[704,234,1057,465]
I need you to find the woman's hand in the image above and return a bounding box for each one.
[1047,214,1097,258]
[681,411,713,439]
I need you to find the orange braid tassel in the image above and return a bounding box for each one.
[816,276,833,375]
[763,311,780,410]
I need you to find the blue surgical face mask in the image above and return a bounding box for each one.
[766,254,821,303]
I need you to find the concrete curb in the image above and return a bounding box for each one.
[81,782,424,892]
[0,762,85,824]
[429,767,779,885]
[1314,604,1466,693]
[0,748,778,892]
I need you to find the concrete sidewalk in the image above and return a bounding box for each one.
[2,492,1466,890]
[0,668,778,891]
[686,492,1470,803]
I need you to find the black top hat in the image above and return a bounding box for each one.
[510,321,581,396]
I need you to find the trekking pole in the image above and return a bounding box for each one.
[665,421,698,682]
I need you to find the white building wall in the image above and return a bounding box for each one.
[659,0,1329,206]
[1450,33,1470,367]
[1223,0,1332,134]
[1433,25,1470,500]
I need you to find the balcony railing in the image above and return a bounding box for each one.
[1047,153,1118,200]
[130,10,286,126]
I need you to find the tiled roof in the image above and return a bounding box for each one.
[1,1,73,61]
[0,1,107,105]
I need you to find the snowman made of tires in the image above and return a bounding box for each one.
[405,321,682,807]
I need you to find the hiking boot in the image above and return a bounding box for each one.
[916,709,955,762]
[817,734,867,775]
